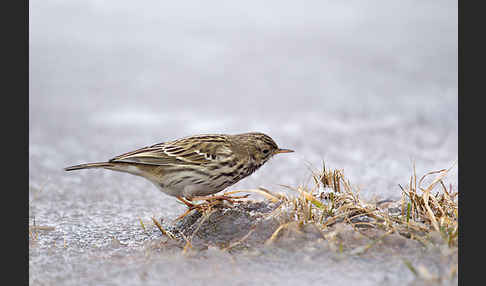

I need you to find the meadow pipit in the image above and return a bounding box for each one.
[65,132,294,212]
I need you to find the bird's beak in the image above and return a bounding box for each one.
[274,148,294,154]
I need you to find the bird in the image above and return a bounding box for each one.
[65,132,294,212]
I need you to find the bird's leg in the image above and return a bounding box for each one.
[174,196,214,221]
[174,196,198,221]
[174,193,250,221]
[176,196,196,208]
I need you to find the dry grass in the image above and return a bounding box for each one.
[262,161,458,247]
[29,216,56,246]
[155,161,458,251]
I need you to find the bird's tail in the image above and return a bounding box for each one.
[64,162,114,171]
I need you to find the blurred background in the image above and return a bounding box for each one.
[29,1,458,285]
[29,0,457,205]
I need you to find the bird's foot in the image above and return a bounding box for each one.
[174,193,250,221]
[174,196,221,221]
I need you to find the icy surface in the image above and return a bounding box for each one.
[29,0,457,285]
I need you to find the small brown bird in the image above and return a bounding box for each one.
[65,132,294,208]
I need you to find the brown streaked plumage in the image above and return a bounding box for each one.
[65,132,294,201]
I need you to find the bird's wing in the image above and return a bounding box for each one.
[109,137,233,166]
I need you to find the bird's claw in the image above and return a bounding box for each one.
[174,194,250,221]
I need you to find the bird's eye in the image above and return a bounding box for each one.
[262,149,269,154]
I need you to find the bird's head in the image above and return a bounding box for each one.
[238,132,294,164]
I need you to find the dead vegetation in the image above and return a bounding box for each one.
[161,161,458,250]
[262,161,458,248]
